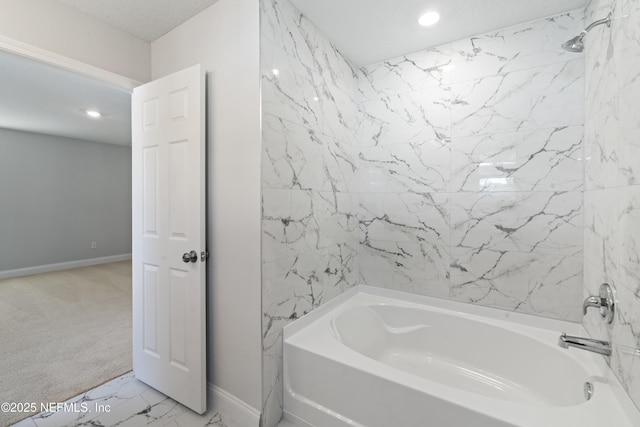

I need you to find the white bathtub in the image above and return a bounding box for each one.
[283,286,640,427]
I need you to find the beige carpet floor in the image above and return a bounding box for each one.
[0,261,132,427]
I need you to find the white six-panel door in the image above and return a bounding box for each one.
[131,64,206,414]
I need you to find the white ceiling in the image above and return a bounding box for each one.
[0,49,131,146]
[56,0,221,41]
[289,0,589,65]
[55,0,590,64]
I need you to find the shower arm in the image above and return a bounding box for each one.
[581,12,612,38]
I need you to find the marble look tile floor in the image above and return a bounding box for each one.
[12,372,298,427]
[12,372,241,427]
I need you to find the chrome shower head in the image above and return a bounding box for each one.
[562,33,586,52]
[561,12,612,52]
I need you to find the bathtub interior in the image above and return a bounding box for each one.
[330,304,588,406]
[283,287,640,427]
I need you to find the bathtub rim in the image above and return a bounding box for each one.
[284,284,584,341]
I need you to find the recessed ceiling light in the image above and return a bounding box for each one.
[86,110,101,118]
[272,69,280,76]
[418,11,440,27]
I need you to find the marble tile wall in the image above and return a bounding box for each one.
[583,0,640,410]
[261,4,596,424]
[260,0,360,425]
[358,10,586,321]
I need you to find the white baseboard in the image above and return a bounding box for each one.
[0,254,132,280]
[208,383,261,427]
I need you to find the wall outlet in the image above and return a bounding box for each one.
[91,242,97,249]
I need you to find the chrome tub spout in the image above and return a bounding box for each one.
[559,332,611,356]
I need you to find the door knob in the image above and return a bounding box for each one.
[182,250,198,263]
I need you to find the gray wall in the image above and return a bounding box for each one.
[0,128,131,272]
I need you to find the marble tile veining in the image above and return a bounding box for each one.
[358,140,451,194]
[451,126,583,193]
[450,11,584,83]
[618,79,640,186]
[261,0,361,425]
[450,59,584,138]
[450,249,583,320]
[358,45,452,100]
[358,85,451,148]
[19,373,240,427]
[584,94,621,190]
[354,6,585,326]
[450,191,583,257]
[584,0,640,412]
